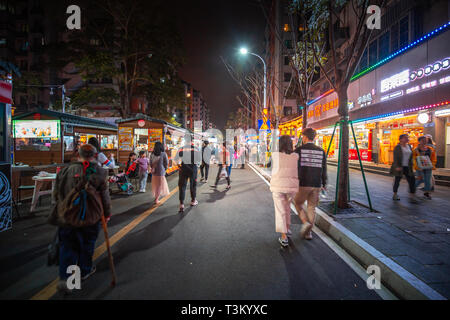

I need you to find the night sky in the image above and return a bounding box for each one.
[174,0,267,130]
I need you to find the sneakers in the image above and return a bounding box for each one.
[139,189,145,193]
[392,193,400,200]
[300,222,312,239]
[81,266,96,281]
[305,231,313,240]
[286,229,292,237]
[278,237,289,247]
[191,199,198,206]
[424,192,432,200]
[200,178,205,182]
[225,185,231,190]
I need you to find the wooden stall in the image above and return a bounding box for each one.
[116,114,194,175]
[12,109,118,166]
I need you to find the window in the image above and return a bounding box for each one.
[285,40,293,49]
[358,48,368,72]
[378,32,389,60]
[399,16,409,48]
[368,40,377,66]
[391,23,399,53]
[284,72,291,82]
[284,56,290,65]
[283,107,292,116]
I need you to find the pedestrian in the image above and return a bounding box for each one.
[200,141,212,182]
[137,150,150,193]
[125,152,139,179]
[149,142,170,205]
[413,136,437,200]
[214,142,231,190]
[293,128,327,240]
[390,134,416,200]
[270,135,299,247]
[176,138,202,212]
[49,144,111,293]
[425,134,436,191]
[88,137,115,169]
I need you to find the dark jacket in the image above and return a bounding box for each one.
[52,161,111,222]
[295,143,327,188]
[389,144,413,177]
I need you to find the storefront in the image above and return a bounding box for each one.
[12,109,118,166]
[116,115,192,175]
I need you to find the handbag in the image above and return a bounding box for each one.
[219,167,228,178]
[416,155,433,170]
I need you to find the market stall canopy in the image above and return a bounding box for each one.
[13,108,118,131]
[116,113,191,133]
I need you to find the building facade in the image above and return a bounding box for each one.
[280,0,450,168]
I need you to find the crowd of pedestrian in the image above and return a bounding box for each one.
[390,133,436,200]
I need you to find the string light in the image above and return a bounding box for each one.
[353,100,449,123]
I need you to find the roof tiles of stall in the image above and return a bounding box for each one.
[13,108,118,131]
[116,113,189,132]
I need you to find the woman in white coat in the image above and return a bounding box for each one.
[270,135,299,247]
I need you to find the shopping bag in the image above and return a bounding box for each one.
[416,155,433,170]
[219,167,228,178]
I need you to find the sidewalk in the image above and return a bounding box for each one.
[250,162,450,299]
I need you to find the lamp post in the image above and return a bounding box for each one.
[239,47,267,111]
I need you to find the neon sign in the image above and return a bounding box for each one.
[381,70,410,93]
[409,58,450,81]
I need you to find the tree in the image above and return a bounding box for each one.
[47,0,185,117]
[301,0,386,208]
[226,108,252,129]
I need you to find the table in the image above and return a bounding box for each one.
[30,174,57,213]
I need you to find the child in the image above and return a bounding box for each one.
[137,151,150,192]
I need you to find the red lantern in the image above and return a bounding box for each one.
[137,119,145,127]
[33,113,41,120]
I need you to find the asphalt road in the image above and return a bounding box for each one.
[1,165,381,300]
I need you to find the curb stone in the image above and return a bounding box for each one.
[247,161,447,300]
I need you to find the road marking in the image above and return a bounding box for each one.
[248,162,397,300]
[30,186,179,300]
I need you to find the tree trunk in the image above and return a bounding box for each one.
[337,87,350,209]
[302,105,308,130]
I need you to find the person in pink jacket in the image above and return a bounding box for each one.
[269,135,299,247]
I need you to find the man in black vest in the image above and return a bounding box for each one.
[293,128,327,240]
[175,138,202,212]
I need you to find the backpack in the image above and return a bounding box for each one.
[49,161,104,228]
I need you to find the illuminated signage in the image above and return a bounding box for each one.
[417,113,430,124]
[406,75,450,95]
[308,98,339,119]
[435,108,450,117]
[13,120,60,138]
[409,58,450,81]
[357,93,372,107]
[381,90,403,102]
[381,70,409,93]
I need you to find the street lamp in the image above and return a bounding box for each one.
[239,47,267,111]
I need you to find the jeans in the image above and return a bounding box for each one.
[200,163,209,180]
[179,167,197,203]
[415,169,432,192]
[393,166,416,193]
[139,171,148,191]
[59,223,100,280]
[215,164,230,186]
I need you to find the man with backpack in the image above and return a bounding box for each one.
[49,144,111,293]
[175,137,202,212]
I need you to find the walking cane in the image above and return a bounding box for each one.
[100,215,117,287]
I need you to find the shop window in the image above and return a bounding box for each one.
[378,32,389,60]
[368,40,377,66]
[100,135,117,150]
[64,136,74,151]
[399,16,409,48]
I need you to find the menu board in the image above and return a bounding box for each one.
[118,127,133,151]
[148,128,163,151]
[13,120,60,138]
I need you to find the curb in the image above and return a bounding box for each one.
[247,161,447,300]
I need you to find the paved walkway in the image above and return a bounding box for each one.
[254,162,450,298]
[0,166,382,300]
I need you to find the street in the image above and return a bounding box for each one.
[0,165,382,300]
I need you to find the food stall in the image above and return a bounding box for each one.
[12,108,118,166]
[116,114,192,175]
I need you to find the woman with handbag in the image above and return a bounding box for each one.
[413,136,437,200]
[149,142,170,205]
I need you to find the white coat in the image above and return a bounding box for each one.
[269,151,299,194]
